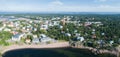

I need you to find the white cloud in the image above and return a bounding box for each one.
[50,0,63,6]
[99,5,111,8]
[52,5,120,12]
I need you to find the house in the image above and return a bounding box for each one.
[12,31,18,35]
[77,37,85,42]
[97,40,105,47]
[71,36,84,42]
[84,22,103,27]
[4,28,11,31]
[40,34,47,38]
[69,36,85,47]
[92,34,96,39]
[75,33,80,37]
[48,21,60,26]
[33,35,38,38]
[32,38,40,44]
[32,28,37,31]
[101,33,105,35]
[84,22,92,26]
[74,30,78,33]
[40,24,48,30]
[110,40,114,45]
[12,34,24,41]
[92,29,95,32]
[25,38,31,44]
[59,25,63,29]
[7,22,14,27]
[65,33,71,37]
[0,27,4,31]
[40,37,53,43]
[52,21,60,26]
[39,34,54,43]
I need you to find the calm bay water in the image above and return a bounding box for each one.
[2,47,116,57]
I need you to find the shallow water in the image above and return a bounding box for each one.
[2,47,116,57]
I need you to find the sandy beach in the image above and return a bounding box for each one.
[1,42,69,54]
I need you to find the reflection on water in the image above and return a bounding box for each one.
[2,47,116,57]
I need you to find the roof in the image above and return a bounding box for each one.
[33,38,39,41]
[71,37,84,42]
[40,34,47,38]
[12,34,22,38]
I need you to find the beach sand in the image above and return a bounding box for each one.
[1,42,69,54]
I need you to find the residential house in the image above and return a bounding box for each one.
[25,38,31,44]
[40,24,48,30]
[32,38,40,44]
[65,33,71,37]
[33,35,38,38]
[40,37,53,43]
[40,34,54,43]
[69,36,85,47]
[4,28,11,31]
[0,27,4,31]
[52,21,60,26]
[12,34,24,41]
[77,37,85,42]
[59,25,63,29]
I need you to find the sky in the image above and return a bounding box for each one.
[0,0,120,12]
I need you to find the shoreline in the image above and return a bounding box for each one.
[1,42,69,54]
[0,42,120,57]
[72,46,119,57]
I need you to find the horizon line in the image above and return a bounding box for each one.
[0,12,120,14]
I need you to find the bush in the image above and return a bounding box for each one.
[112,43,119,47]
[0,53,2,57]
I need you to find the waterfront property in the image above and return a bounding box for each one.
[11,34,24,41]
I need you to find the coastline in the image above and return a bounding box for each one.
[0,42,120,57]
[72,46,119,57]
[0,42,69,54]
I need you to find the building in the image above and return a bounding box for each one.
[40,37,53,43]
[32,38,40,44]
[39,34,54,43]
[40,24,48,30]
[12,34,24,41]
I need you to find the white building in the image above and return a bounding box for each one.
[12,34,24,41]
[40,34,54,43]
[4,28,11,31]
[40,37,53,43]
[32,38,40,44]
[0,27,4,31]
[40,24,48,30]
[77,37,85,42]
